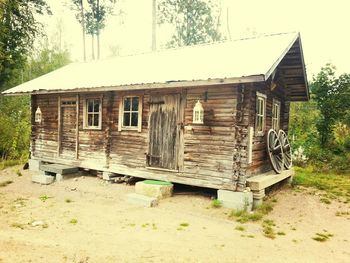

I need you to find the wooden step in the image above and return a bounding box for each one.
[247,169,294,191]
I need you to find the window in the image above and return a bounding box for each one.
[83,98,102,129]
[255,92,266,136]
[272,99,281,131]
[119,96,142,132]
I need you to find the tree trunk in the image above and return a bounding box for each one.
[91,34,95,60]
[81,0,86,62]
[97,0,100,59]
[152,0,157,51]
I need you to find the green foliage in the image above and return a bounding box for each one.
[0,46,70,161]
[158,0,222,47]
[0,160,22,170]
[210,199,222,208]
[289,64,350,173]
[293,167,350,201]
[0,0,51,90]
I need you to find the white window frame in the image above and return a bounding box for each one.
[83,97,102,130]
[118,96,143,132]
[255,92,266,136]
[272,99,281,131]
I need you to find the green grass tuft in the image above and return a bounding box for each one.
[0,180,13,187]
[235,225,245,231]
[39,195,52,202]
[69,218,78,225]
[179,222,189,227]
[312,231,333,242]
[0,160,22,170]
[16,170,22,177]
[211,199,222,208]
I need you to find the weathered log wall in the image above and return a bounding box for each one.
[31,82,290,190]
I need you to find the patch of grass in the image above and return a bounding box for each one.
[312,231,333,242]
[262,220,276,239]
[335,211,350,217]
[247,234,255,238]
[320,197,331,204]
[0,160,22,170]
[0,180,13,187]
[65,198,72,203]
[152,223,157,230]
[257,201,274,215]
[211,199,222,208]
[16,170,22,177]
[293,167,350,201]
[229,209,263,223]
[10,223,25,230]
[262,219,275,227]
[69,218,78,225]
[277,231,286,236]
[141,223,149,228]
[179,222,189,227]
[235,225,245,231]
[39,195,52,202]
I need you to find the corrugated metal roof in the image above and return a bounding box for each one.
[3,32,301,95]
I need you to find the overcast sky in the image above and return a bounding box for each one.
[41,0,350,77]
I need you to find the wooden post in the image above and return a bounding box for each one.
[57,95,61,156]
[75,94,79,159]
[104,92,114,168]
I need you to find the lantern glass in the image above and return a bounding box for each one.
[35,106,42,123]
[193,100,204,124]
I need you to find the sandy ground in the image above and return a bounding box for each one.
[0,166,349,263]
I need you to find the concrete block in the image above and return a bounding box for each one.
[102,171,115,180]
[32,174,55,185]
[217,190,253,211]
[126,193,158,207]
[135,180,173,199]
[28,159,42,172]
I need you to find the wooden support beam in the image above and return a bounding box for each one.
[57,95,61,156]
[75,94,79,159]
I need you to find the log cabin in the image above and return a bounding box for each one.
[3,32,309,202]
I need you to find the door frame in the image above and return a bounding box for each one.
[57,95,79,159]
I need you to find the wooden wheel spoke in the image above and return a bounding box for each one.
[278,130,292,169]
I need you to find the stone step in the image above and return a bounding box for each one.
[40,164,78,175]
[126,193,158,207]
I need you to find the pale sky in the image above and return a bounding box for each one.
[41,0,350,78]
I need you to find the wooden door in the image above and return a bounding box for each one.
[148,94,180,170]
[60,101,77,157]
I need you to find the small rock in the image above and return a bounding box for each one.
[74,178,78,182]
[70,187,77,191]
[31,220,44,227]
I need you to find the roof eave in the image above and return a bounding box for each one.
[1,75,266,96]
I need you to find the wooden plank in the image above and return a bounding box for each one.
[57,95,61,156]
[75,94,79,159]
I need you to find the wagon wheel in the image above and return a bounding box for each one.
[267,129,284,174]
[278,130,292,169]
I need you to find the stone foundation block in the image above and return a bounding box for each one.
[135,180,173,199]
[217,190,253,211]
[102,171,115,181]
[28,159,42,172]
[32,173,54,185]
[126,193,158,207]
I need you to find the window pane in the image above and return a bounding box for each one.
[93,114,99,126]
[131,112,138,126]
[123,112,130,126]
[88,100,93,112]
[124,97,131,111]
[94,100,100,113]
[88,114,93,126]
[132,97,139,111]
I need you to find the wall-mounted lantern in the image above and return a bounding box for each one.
[35,106,42,123]
[193,100,204,124]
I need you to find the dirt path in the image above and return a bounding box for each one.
[0,166,349,263]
